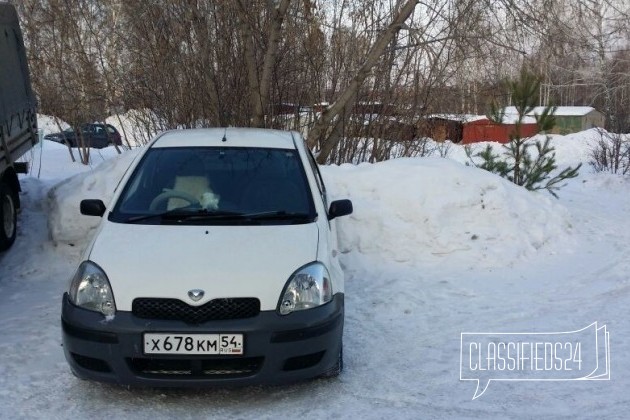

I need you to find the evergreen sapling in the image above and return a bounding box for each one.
[466,71,581,198]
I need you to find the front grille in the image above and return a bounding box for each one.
[132,298,260,323]
[128,357,263,378]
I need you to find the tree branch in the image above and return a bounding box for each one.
[307,0,419,163]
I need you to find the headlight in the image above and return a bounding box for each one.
[68,261,116,317]
[278,262,332,315]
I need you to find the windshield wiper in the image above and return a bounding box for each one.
[183,210,313,222]
[242,211,313,221]
[124,209,242,223]
[124,210,314,224]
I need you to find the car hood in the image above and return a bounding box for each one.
[87,221,319,311]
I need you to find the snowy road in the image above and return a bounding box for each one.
[1,149,629,419]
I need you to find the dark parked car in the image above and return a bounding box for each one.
[45,123,122,148]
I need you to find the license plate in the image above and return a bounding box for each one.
[144,333,243,355]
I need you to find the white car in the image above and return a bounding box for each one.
[61,128,353,387]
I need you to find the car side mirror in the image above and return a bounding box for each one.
[328,199,353,220]
[80,199,106,217]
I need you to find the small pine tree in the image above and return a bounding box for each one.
[467,70,581,198]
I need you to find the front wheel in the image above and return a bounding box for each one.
[0,181,18,251]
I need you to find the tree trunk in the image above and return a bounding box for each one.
[236,0,291,128]
[257,0,291,127]
[236,0,262,127]
[307,0,419,163]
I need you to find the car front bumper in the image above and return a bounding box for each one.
[61,293,344,387]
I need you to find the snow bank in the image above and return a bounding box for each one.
[38,111,163,149]
[37,114,70,136]
[106,109,165,148]
[549,128,630,168]
[20,139,127,182]
[449,127,618,169]
[46,142,574,266]
[322,157,573,268]
[47,149,141,245]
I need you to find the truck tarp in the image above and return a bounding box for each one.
[0,2,37,173]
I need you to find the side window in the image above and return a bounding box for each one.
[306,149,328,210]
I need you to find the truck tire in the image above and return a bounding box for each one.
[0,180,18,251]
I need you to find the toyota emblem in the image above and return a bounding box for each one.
[188,289,205,301]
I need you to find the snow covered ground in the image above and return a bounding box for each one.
[0,128,628,419]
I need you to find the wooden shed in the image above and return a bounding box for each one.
[417,117,462,142]
[416,114,487,143]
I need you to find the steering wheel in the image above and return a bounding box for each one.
[149,189,200,211]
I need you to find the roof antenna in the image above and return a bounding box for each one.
[221,128,227,142]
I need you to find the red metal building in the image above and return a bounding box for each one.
[462,118,539,144]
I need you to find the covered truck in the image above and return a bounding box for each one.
[0,2,38,251]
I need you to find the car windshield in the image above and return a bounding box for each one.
[110,147,316,225]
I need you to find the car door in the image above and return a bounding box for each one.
[305,149,345,285]
[91,125,109,148]
[78,124,94,147]
[105,124,121,145]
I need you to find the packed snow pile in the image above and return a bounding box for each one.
[47,146,574,267]
[448,127,611,169]
[37,111,163,149]
[37,114,70,136]
[47,149,141,245]
[20,138,125,182]
[106,109,165,148]
[322,157,573,268]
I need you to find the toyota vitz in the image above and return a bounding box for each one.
[61,128,353,386]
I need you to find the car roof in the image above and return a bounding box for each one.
[151,128,298,149]
[78,123,110,128]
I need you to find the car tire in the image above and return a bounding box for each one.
[0,180,18,251]
[320,343,343,378]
